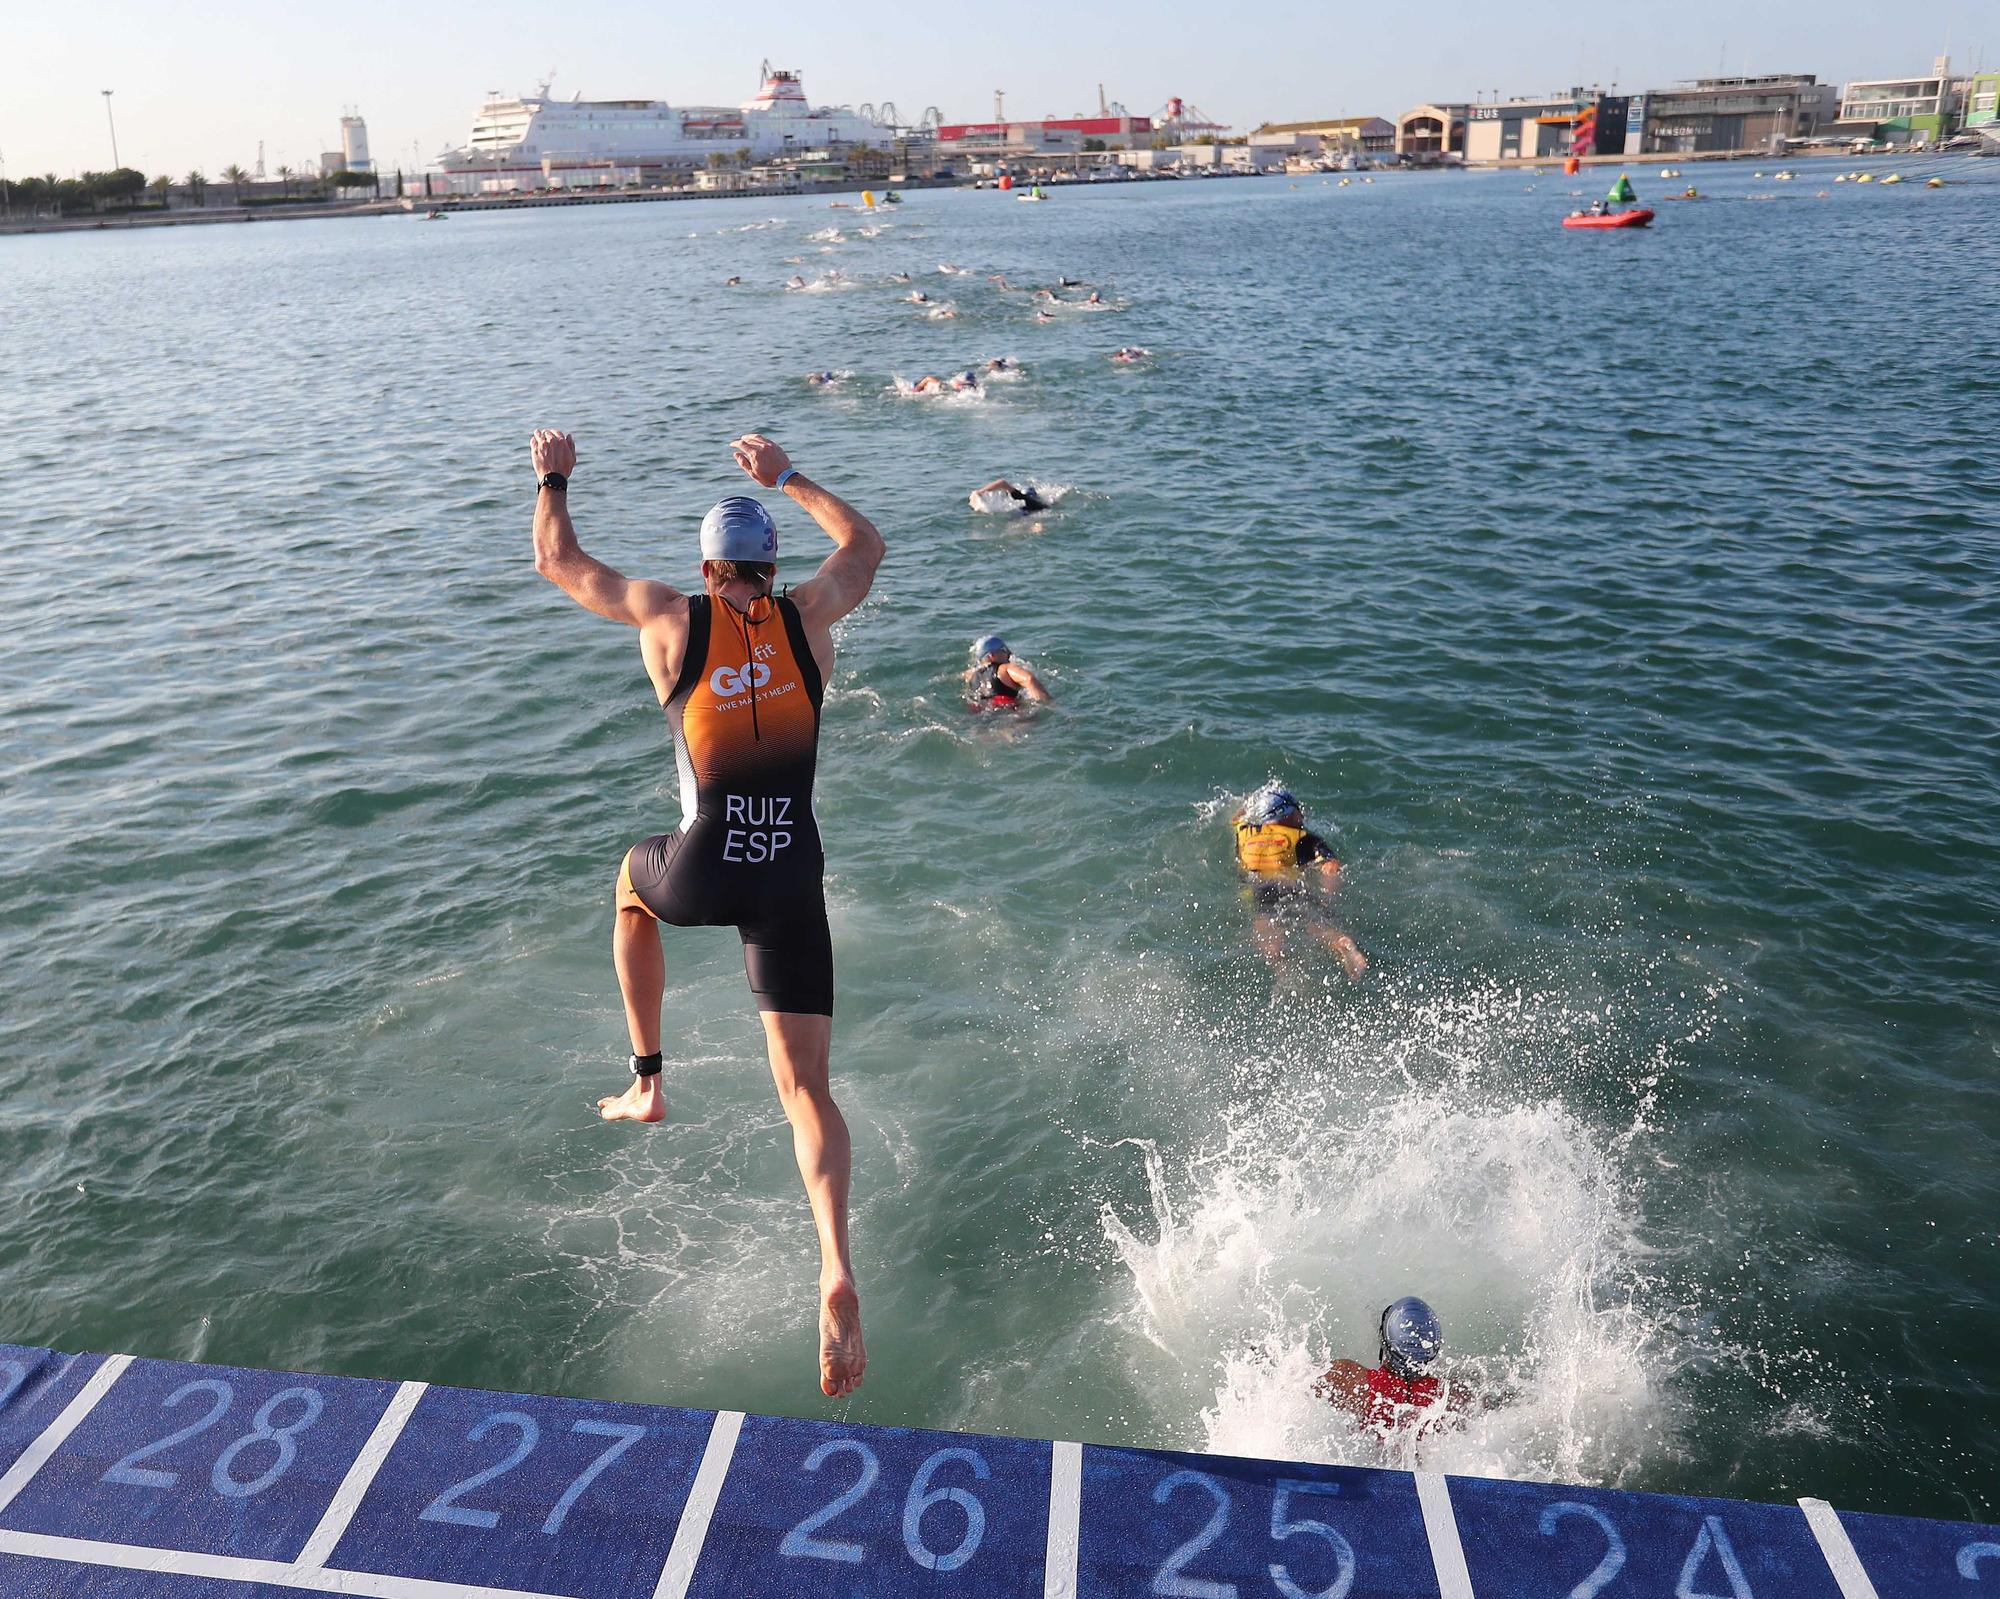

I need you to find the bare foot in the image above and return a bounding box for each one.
[819,1276,866,1398]
[597,1077,667,1123]
[1334,937,1370,980]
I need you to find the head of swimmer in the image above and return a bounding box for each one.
[699,497,778,606]
[1238,782,1303,828]
[1378,1296,1443,1380]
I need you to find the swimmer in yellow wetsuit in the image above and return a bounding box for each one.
[1233,783,1369,982]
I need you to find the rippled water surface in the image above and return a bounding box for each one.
[3,163,1997,1521]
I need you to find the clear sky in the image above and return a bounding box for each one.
[6,0,1987,179]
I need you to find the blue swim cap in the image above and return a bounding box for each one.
[700,496,778,563]
[1380,1297,1443,1373]
[1243,784,1299,825]
[971,634,1009,661]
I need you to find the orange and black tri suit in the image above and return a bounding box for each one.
[620,594,831,1014]
[1234,817,1338,911]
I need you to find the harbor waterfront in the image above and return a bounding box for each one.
[2,164,1997,1531]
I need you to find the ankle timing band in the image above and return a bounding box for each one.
[630,1052,663,1078]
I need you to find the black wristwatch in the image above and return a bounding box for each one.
[538,471,568,493]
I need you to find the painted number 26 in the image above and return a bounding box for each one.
[781,1439,992,1573]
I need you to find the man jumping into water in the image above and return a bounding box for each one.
[527,427,884,1399]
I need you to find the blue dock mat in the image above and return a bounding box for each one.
[0,1342,1991,1596]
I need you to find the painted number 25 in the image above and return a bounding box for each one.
[420,1411,647,1535]
[1151,1471,1356,1599]
[780,1439,992,1573]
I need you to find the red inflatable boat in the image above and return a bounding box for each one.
[1562,208,1655,229]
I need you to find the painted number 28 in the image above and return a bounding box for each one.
[102,1380,324,1499]
[781,1439,992,1573]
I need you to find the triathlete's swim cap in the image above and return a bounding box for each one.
[1379,1297,1443,1373]
[971,634,1009,661]
[700,496,778,563]
[1243,784,1300,825]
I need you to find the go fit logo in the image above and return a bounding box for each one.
[710,661,772,697]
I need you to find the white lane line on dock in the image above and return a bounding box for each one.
[1799,1498,1882,1599]
[294,1381,427,1571]
[0,1353,131,1517]
[653,1408,744,1599]
[1415,1471,1476,1599]
[0,1527,567,1598]
[1042,1439,1083,1599]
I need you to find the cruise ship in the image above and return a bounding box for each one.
[439,63,894,190]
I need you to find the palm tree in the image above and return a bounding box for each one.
[274,164,293,199]
[221,163,249,203]
[150,174,171,208]
[184,169,206,205]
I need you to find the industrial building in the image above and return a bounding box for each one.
[1395,105,1466,157]
[1964,71,2000,129]
[1462,91,1628,161]
[1629,75,1836,153]
[1831,65,1959,144]
[1250,116,1395,154]
[934,115,1155,154]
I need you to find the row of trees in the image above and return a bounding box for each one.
[3,163,380,218]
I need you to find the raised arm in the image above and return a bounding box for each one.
[729,434,884,628]
[529,430,681,627]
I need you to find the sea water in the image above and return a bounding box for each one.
[1,162,1995,1522]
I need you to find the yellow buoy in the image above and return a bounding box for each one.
[1927,177,1944,188]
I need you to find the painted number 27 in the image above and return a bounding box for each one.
[420,1412,647,1535]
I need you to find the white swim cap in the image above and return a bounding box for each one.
[700,497,778,563]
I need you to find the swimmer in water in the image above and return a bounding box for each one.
[1057,276,1082,288]
[526,428,883,1399]
[907,289,930,304]
[1033,310,1056,324]
[970,478,1048,514]
[1110,346,1150,364]
[964,634,1051,709]
[891,271,912,283]
[806,370,838,388]
[724,276,742,286]
[1232,783,1368,981]
[989,274,1014,290]
[911,375,947,395]
[986,357,1018,374]
[786,275,807,290]
[951,370,981,393]
[1315,1298,1478,1435]
[1084,290,1104,305]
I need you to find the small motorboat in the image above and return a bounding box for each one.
[1562,207,1655,229]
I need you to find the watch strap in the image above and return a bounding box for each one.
[774,467,797,492]
[539,471,568,492]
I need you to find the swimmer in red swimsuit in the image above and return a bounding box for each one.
[964,634,1052,710]
[1315,1297,1474,1434]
